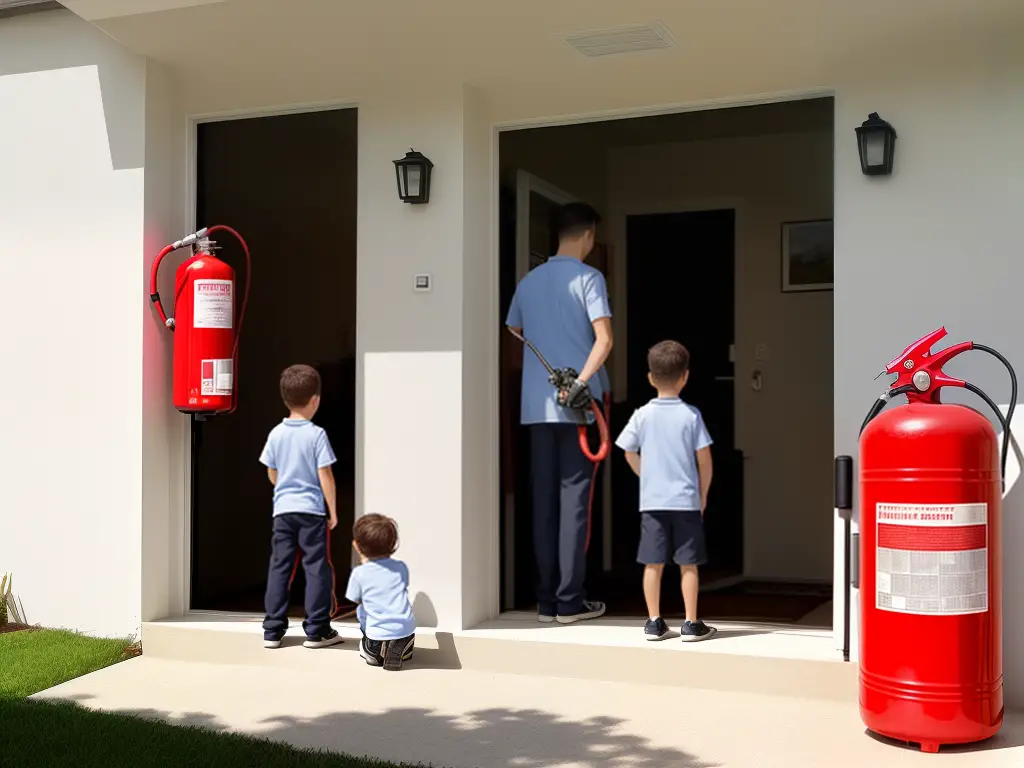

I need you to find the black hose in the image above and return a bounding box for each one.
[972,344,1017,483]
[860,384,916,436]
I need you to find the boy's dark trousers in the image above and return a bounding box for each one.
[529,423,592,616]
[263,513,333,639]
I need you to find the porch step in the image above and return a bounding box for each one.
[143,612,856,700]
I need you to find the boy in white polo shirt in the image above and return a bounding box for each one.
[615,340,717,642]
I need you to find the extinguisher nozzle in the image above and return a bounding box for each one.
[172,228,209,250]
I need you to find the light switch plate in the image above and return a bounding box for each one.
[413,274,431,292]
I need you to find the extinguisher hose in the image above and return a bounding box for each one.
[582,392,612,553]
[971,344,1017,483]
[859,385,916,436]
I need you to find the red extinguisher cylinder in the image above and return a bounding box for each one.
[859,402,1003,752]
[171,252,236,414]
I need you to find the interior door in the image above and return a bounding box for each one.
[623,210,743,578]
[500,171,576,610]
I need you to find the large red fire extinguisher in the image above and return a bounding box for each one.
[149,226,251,416]
[856,327,1017,753]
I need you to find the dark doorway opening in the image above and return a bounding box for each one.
[497,99,836,627]
[190,108,357,616]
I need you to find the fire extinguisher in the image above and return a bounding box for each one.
[855,327,1016,753]
[149,226,252,417]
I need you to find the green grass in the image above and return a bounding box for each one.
[0,628,413,767]
[0,628,133,698]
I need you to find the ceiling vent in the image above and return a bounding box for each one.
[563,21,677,58]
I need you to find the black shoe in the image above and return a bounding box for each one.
[382,636,416,671]
[556,601,607,624]
[303,629,343,649]
[644,617,670,641]
[680,620,717,643]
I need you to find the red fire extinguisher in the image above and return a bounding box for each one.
[857,327,1017,753]
[149,226,252,416]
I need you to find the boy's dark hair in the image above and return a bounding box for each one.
[280,364,321,409]
[648,341,691,385]
[553,202,602,241]
[353,514,399,559]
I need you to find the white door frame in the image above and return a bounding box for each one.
[504,170,578,609]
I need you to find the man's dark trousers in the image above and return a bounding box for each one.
[530,423,592,616]
[263,513,333,639]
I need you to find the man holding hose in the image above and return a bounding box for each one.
[506,202,614,624]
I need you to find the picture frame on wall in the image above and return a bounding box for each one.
[781,219,833,293]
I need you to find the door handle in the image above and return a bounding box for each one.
[751,369,763,392]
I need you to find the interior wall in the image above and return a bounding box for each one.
[610,130,834,582]
[191,108,357,608]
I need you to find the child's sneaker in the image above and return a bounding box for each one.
[680,620,717,642]
[644,617,670,641]
[556,601,607,624]
[303,629,343,649]
[382,636,416,671]
[264,635,283,649]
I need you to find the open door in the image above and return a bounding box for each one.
[501,171,577,610]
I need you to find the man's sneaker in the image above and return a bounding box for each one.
[264,636,283,649]
[303,629,343,649]
[680,620,718,643]
[538,613,556,624]
[644,617,670,641]
[556,601,607,624]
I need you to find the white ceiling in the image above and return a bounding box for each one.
[58,0,1024,121]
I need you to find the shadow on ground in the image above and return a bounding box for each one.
[48,693,717,767]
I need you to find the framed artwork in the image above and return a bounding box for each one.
[781,219,833,292]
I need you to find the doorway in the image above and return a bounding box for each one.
[189,108,357,616]
[498,98,836,626]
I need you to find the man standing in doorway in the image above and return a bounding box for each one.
[506,202,613,623]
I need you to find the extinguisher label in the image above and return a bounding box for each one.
[201,359,233,396]
[194,280,233,329]
[875,502,988,616]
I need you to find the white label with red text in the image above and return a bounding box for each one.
[875,502,988,616]
[201,359,233,396]
[193,280,233,329]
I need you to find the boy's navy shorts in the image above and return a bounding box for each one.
[637,510,707,566]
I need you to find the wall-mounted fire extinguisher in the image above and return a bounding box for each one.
[853,327,1017,753]
[149,226,252,417]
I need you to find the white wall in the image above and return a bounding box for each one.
[140,61,187,624]
[358,85,497,631]
[833,25,1024,705]
[0,10,149,637]
[611,132,834,582]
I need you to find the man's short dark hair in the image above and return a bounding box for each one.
[353,514,399,559]
[647,341,690,385]
[280,364,321,408]
[553,202,602,241]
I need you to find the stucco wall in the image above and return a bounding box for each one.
[0,10,152,637]
[833,26,1024,705]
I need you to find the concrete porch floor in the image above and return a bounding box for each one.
[35,654,1024,767]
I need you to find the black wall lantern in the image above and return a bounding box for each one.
[393,149,434,204]
[855,112,897,176]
